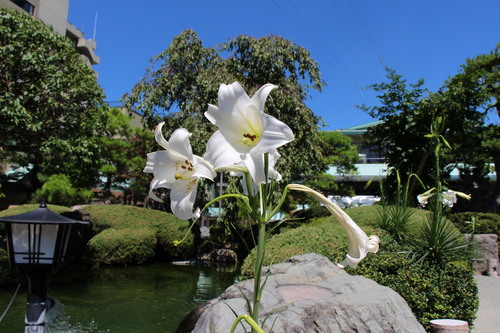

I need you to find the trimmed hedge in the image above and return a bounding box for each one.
[240,214,385,278]
[88,227,157,266]
[241,206,478,329]
[85,205,196,266]
[449,212,500,236]
[350,242,478,328]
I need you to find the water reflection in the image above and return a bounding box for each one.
[0,263,239,333]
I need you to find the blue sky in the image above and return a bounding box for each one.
[68,0,499,130]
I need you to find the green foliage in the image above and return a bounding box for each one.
[241,205,478,328]
[240,214,382,278]
[88,227,157,266]
[0,8,108,188]
[85,205,195,265]
[413,213,470,266]
[352,247,478,328]
[124,29,327,183]
[358,68,435,186]
[98,108,153,202]
[412,117,471,267]
[372,168,424,243]
[31,174,93,206]
[304,131,359,196]
[449,212,500,236]
[360,45,500,212]
[0,247,15,285]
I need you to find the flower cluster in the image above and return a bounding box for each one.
[144,81,379,267]
[417,188,471,208]
[144,81,379,329]
[144,82,294,219]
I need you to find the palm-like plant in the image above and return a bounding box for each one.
[373,168,423,243]
[412,117,470,266]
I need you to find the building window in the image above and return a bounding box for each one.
[10,0,35,15]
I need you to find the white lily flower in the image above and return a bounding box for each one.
[441,190,458,208]
[144,123,216,220]
[204,82,294,183]
[231,149,283,195]
[288,184,379,268]
[417,193,433,207]
[417,188,435,207]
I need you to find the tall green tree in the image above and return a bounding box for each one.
[305,131,359,196]
[439,44,499,212]
[0,8,107,190]
[124,29,327,183]
[357,68,437,187]
[99,108,154,203]
[360,45,500,212]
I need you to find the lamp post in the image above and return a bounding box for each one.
[0,201,90,332]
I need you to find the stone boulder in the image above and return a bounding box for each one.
[464,234,499,275]
[178,253,425,333]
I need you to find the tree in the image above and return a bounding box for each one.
[99,108,154,203]
[357,68,436,188]
[305,131,359,196]
[124,29,327,183]
[440,44,500,212]
[0,8,108,190]
[360,44,500,212]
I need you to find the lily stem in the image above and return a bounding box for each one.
[251,220,266,332]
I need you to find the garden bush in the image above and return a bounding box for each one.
[88,227,157,266]
[85,205,196,265]
[240,207,478,329]
[351,246,478,329]
[31,174,93,206]
[240,215,384,278]
[449,212,500,236]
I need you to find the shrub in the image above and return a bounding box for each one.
[240,207,478,329]
[88,228,157,266]
[85,205,196,265]
[31,174,93,206]
[240,216,384,278]
[449,212,500,236]
[351,247,478,329]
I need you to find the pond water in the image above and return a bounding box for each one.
[0,263,239,333]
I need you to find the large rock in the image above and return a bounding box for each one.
[179,253,425,333]
[464,234,499,275]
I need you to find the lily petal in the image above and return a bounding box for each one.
[154,122,169,150]
[251,83,277,112]
[167,128,194,161]
[171,178,199,220]
[143,151,178,186]
[288,184,379,268]
[192,155,217,180]
[252,113,295,156]
[205,130,243,171]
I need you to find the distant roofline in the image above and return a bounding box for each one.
[322,120,384,135]
[341,120,384,131]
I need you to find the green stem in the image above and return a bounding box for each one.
[230,315,265,333]
[251,220,267,331]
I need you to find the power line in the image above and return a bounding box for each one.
[311,0,379,83]
[272,0,368,103]
[346,0,386,70]
[328,0,385,81]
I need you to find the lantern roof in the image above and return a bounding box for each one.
[0,202,90,225]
